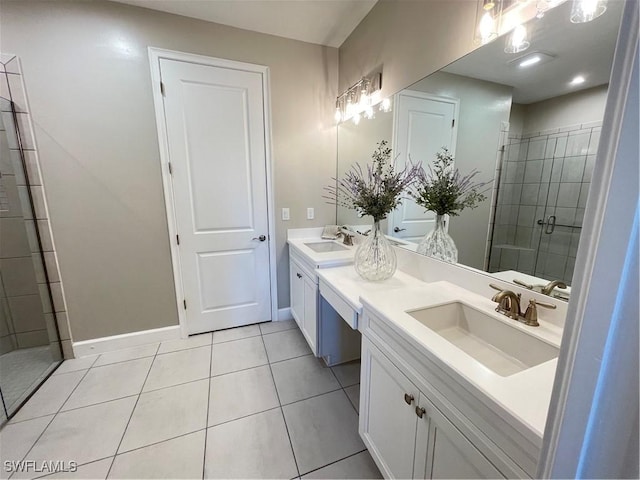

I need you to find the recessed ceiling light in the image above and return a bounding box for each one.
[519,55,542,68]
[570,75,586,86]
[508,52,555,68]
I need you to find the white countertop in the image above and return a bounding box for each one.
[316,265,425,315]
[287,237,355,268]
[358,281,562,440]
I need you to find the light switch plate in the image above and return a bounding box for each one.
[282,208,290,221]
[307,208,314,220]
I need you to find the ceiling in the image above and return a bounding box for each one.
[112,0,377,47]
[443,0,623,104]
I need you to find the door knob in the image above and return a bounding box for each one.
[393,227,406,233]
[404,393,414,405]
[415,406,426,418]
[252,235,267,242]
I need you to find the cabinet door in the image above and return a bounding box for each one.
[302,275,317,354]
[290,260,304,328]
[415,393,505,479]
[360,338,420,479]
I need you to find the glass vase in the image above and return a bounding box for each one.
[354,220,397,281]
[417,214,458,263]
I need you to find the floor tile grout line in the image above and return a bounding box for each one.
[114,426,209,459]
[206,405,282,430]
[298,448,369,478]
[268,352,314,366]
[30,454,115,479]
[105,342,160,479]
[202,334,214,479]
[9,363,95,474]
[259,331,301,479]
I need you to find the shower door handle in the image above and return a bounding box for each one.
[545,215,556,234]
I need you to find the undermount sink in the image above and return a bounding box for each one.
[406,302,559,377]
[304,241,349,253]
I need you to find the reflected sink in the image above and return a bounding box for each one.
[406,302,559,377]
[304,241,349,253]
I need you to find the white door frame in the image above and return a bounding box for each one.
[148,47,278,339]
[389,89,460,237]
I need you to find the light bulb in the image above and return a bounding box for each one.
[380,98,391,112]
[570,0,607,23]
[352,113,361,125]
[364,106,374,119]
[479,12,496,44]
[334,107,342,124]
[570,75,586,86]
[505,25,530,54]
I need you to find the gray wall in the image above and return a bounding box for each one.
[0,0,338,341]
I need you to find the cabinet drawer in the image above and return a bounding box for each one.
[319,279,359,330]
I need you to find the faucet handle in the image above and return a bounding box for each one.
[523,299,557,327]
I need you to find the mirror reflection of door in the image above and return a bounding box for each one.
[390,91,458,242]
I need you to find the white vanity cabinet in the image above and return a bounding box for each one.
[289,252,318,354]
[361,337,505,479]
[360,307,536,479]
[288,245,361,364]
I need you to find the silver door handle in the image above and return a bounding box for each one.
[252,235,267,242]
[545,215,556,234]
[393,227,406,233]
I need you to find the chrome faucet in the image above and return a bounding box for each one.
[337,226,355,246]
[541,280,567,296]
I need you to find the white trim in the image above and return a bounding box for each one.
[147,47,278,339]
[277,307,293,321]
[72,325,181,357]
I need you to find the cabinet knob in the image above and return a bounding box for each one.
[296,273,302,279]
[404,393,414,405]
[415,406,426,418]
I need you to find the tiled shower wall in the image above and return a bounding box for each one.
[0,54,74,358]
[490,121,601,284]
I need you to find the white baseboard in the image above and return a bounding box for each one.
[72,325,181,358]
[277,307,293,321]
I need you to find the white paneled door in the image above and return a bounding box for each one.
[159,58,272,335]
[390,91,458,242]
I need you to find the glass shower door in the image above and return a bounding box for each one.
[0,94,62,422]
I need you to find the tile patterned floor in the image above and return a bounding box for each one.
[0,320,382,479]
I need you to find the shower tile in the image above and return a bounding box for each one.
[557,183,581,208]
[514,162,526,183]
[547,231,571,256]
[517,250,535,274]
[517,206,536,227]
[566,132,591,156]
[564,257,576,284]
[0,257,39,296]
[7,294,46,332]
[545,138,557,159]
[547,183,560,206]
[517,142,529,161]
[526,139,546,160]
[16,329,49,348]
[550,158,563,182]
[554,136,568,158]
[523,160,543,183]
[498,248,518,270]
[583,155,596,182]
[555,207,576,226]
[544,253,568,279]
[561,157,586,183]
[537,184,549,206]
[588,128,601,155]
[0,217,31,258]
[515,227,532,248]
[521,184,539,206]
[6,73,28,113]
[575,208,585,227]
[569,231,582,257]
[506,225,517,244]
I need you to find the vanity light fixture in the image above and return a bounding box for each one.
[504,24,530,53]
[570,75,586,85]
[380,97,392,113]
[334,72,384,124]
[570,0,607,23]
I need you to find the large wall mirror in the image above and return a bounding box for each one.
[336,0,623,300]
